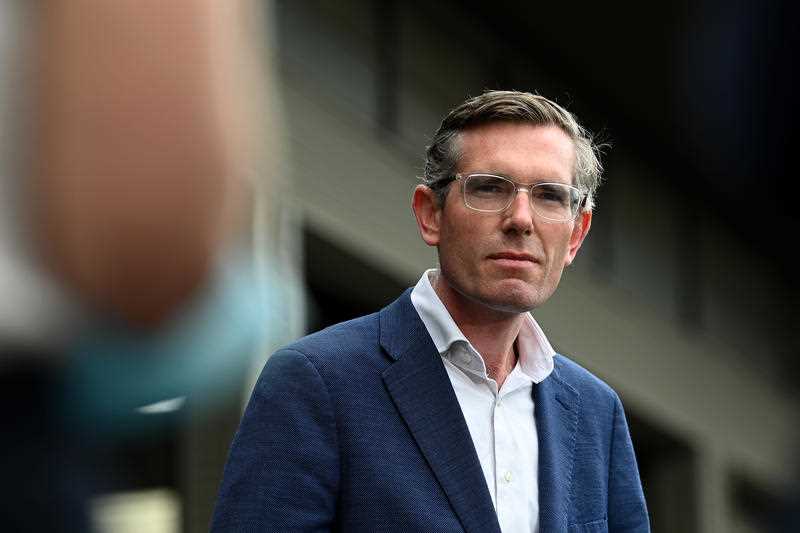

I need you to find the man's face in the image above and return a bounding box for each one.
[414,122,591,315]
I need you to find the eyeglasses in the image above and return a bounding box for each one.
[448,173,586,222]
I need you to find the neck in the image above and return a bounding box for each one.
[432,273,525,388]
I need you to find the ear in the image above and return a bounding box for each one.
[564,210,592,266]
[412,185,442,247]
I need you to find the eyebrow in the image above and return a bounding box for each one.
[469,171,572,185]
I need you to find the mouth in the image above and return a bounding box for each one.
[486,251,539,268]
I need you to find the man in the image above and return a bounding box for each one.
[212,91,649,532]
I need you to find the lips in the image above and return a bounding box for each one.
[487,251,538,263]
[486,251,540,271]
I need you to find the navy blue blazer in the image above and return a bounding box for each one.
[211,290,649,532]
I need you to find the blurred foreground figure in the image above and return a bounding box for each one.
[212,91,649,532]
[1,0,275,530]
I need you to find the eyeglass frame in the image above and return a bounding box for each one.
[432,173,588,222]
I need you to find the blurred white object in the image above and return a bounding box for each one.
[91,489,180,533]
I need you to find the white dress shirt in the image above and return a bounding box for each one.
[410,269,555,533]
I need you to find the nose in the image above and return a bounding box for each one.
[501,188,535,235]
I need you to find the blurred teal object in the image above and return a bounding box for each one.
[61,255,288,437]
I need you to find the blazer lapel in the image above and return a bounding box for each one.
[533,363,580,532]
[379,291,501,533]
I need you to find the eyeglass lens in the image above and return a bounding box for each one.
[463,175,580,220]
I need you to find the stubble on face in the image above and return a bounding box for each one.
[433,123,580,317]
[435,217,562,316]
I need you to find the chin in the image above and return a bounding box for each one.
[482,299,536,314]
[478,283,546,314]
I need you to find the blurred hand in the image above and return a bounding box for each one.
[35,0,261,328]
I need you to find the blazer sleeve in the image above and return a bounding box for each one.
[211,348,340,532]
[607,393,650,532]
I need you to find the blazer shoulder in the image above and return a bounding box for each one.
[553,353,620,405]
[288,310,378,348]
[277,289,416,369]
[277,311,384,372]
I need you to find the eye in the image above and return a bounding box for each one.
[467,176,513,197]
[475,183,505,194]
[533,185,569,205]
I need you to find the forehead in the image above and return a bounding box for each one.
[457,122,575,183]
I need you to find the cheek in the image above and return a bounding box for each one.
[438,223,483,275]
[540,228,574,268]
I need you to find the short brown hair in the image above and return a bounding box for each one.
[423,90,605,210]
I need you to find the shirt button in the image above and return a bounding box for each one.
[504,471,513,483]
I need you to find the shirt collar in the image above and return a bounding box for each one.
[410,269,554,384]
